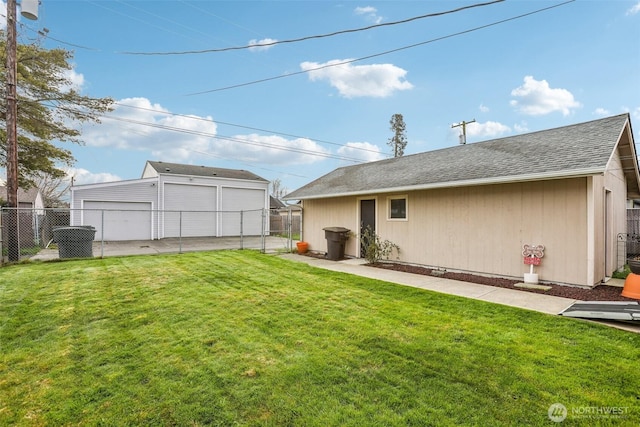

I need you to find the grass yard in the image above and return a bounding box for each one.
[1,251,639,426]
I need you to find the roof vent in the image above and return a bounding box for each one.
[165,168,171,172]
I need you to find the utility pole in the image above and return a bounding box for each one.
[5,0,20,261]
[451,119,476,145]
[5,0,38,261]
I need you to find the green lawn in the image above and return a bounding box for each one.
[1,251,639,426]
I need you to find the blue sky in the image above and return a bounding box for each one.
[2,0,640,194]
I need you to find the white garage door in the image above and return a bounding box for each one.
[221,188,265,236]
[163,184,217,238]
[83,201,152,241]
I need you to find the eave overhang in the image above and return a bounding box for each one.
[285,167,605,201]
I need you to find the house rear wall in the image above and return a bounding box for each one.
[302,178,589,286]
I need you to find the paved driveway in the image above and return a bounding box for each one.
[31,236,293,261]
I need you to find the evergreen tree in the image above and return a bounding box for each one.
[388,113,407,157]
[0,31,114,187]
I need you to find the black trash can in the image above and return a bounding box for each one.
[323,227,350,261]
[52,226,96,259]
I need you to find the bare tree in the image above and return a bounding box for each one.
[271,178,288,199]
[33,172,71,207]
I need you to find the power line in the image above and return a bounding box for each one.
[112,101,389,157]
[121,0,505,55]
[52,105,375,164]
[37,111,314,181]
[186,0,575,96]
[99,114,370,163]
[0,12,102,51]
[45,102,375,164]
[184,148,311,180]
[86,0,196,44]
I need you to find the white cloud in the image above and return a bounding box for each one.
[510,76,581,116]
[79,97,329,166]
[61,68,85,92]
[354,6,383,24]
[627,1,640,15]
[223,134,329,165]
[248,38,278,52]
[337,142,385,162]
[0,2,5,29]
[465,121,511,138]
[593,107,610,116]
[300,59,413,98]
[354,6,377,15]
[81,97,215,162]
[70,168,121,185]
[513,122,529,133]
[479,104,490,113]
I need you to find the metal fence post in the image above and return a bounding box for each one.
[240,210,244,249]
[16,208,21,260]
[261,208,266,253]
[179,211,183,254]
[101,209,105,258]
[288,207,292,252]
[34,210,40,246]
[0,213,3,265]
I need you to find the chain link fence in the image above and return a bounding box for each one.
[618,233,640,268]
[0,206,302,263]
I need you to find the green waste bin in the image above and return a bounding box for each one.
[323,227,350,260]
[53,226,96,259]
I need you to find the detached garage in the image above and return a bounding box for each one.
[70,161,270,241]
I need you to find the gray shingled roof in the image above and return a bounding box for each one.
[0,186,40,203]
[146,161,268,182]
[285,114,636,200]
[270,195,286,209]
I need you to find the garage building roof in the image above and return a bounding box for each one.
[144,161,268,182]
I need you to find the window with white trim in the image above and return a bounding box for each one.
[388,196,407,220]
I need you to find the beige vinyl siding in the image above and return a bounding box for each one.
[302,178,590,286]
[302,197,360,255]
[382,179,588,285]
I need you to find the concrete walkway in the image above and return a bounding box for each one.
[279,254,640,333]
